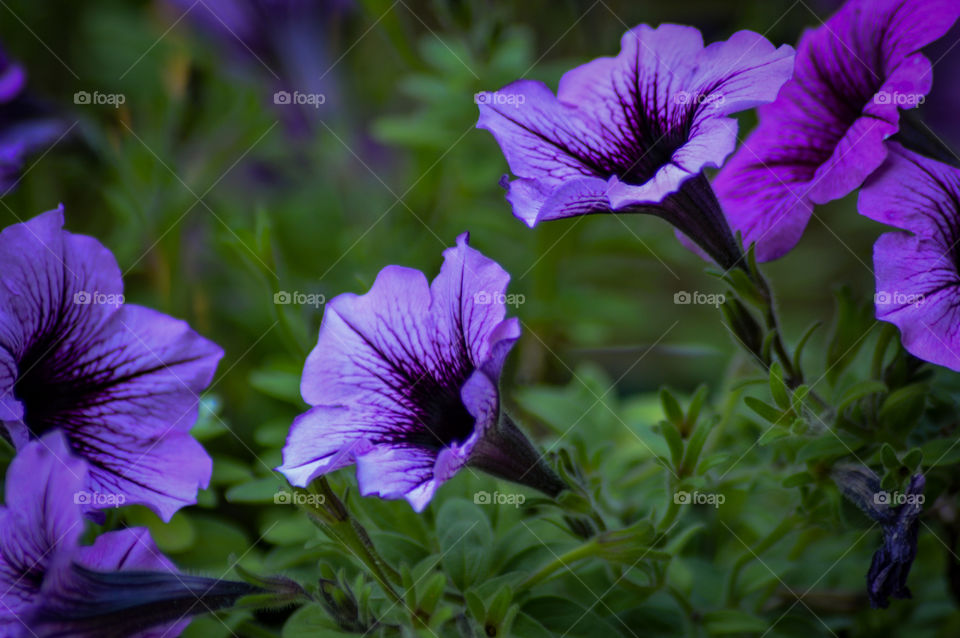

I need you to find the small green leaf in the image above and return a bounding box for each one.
[769,362,790,409]
[660,387,685,425]
[836,380,888,412]
[902,448,923,471]
[436,499,494,591]
[880,443,900,470]
[703,609,769,634]
[744,397,785,424]
[656,421,684,469]
[686,384,709,427]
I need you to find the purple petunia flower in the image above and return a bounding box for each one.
[715,0,960,262]
[0,47,68,194]
[832,464,925,608]
[1,432,256,637]
[0,208,222,521]
[476,23,795,269]
[278,234,564,511]
[858,143,960,371]
[858,143,960,370]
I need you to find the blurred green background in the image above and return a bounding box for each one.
[3,1,960,636]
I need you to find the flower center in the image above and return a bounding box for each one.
[403,372,476,450]
[12,337,90,437]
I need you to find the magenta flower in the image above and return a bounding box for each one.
[715,0,960,261]
[858,143,960,370]
[0,432,255,637]
[476,23,794,269]
[0,208,222,521]
[278,234,563,511]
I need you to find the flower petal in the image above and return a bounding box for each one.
[716,0,960,261]
[0,432,86,623]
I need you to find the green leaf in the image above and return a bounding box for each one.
[681,418,712,475]
[282,604,347,637]
[792,320,823,374]
[248,368,303,404]
[836,380,888,412]
[769,362,791,409]
[797,434,861,464]
[902,448,923,471]
[465,589,486,623]
[744,397,785,424]
[783,471,815,488]
[224,476,289,504]
[656,421,684,469]
[686,384,709,427]
[703,609,769,634]
[660,387,685,425]
[436,499,494,592]
[878,383,927,431]
[826,286,875,385]
[918,438,960,467]
[417,572,447,617]
[880,443,900,470]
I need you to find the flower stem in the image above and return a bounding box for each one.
[298,479,403,603]
[520,542,603,589]
[724,514,800,606]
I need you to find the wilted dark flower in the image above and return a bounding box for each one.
[715,0,960,261]
[0,208,222,520]
[0,47,68,194]
[858,143,960,371]
[832,464,926,608]
[0,432,257,637]
[476,23,794,269]
[279,234,564,511]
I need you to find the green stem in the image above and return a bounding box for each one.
[657,496,682,536]
[520,542,603,590]
[298,480,403,603]
[724,514,800,606]
[667,584,699,638]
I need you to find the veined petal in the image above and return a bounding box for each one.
[860,145,960,371]
[717,0,960,261]
[280,236,521,510]
[0,432,86,627]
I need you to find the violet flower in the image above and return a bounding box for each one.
[0,432,257,637]
[857,143,960,371]
[476,23,795,269]
[278,234,564,511]
[832,464,926,608]
[0,207,222,521]
[0,47,67,194]
[715,0,960,261]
